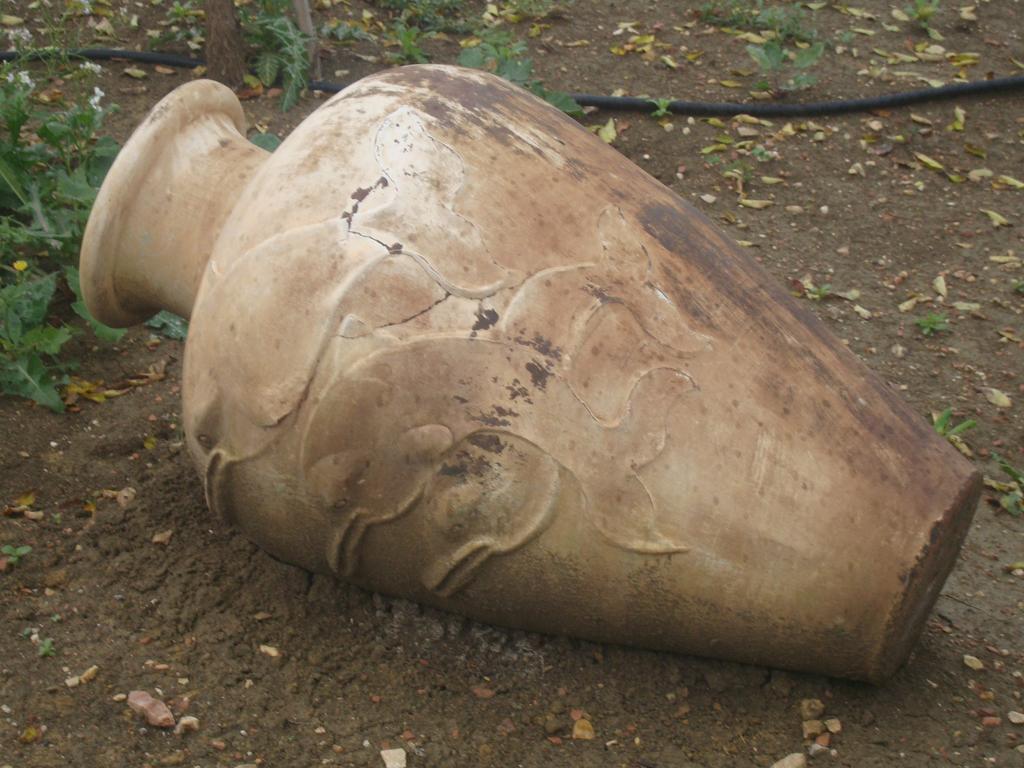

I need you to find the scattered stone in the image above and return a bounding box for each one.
[471,686,495,699]
[824,717,842,734]
[771,754,807,768]
[981,716,1001,728]
[42,568,68,588]
[80,665,99,683]
[116,487,137,508]
[802,719,825,739]
[127,690,175,728]
[800,699,825,720]
[112,693,127,702]
[258,644,281,658]
[963,654,985,671]
[807,743,830,758]
[1008,710,1024,725]
[380,748,407,768]
[151,529,173,545]
[174,715,199,735]
[572,718,595,740]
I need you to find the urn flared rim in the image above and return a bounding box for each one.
[79,79,248,328]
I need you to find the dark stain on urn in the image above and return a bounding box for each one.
[351,186,373,203]
[637,200,939,449]
[515,335,562,361]
[472,308,500,331]
[468,432,505,454]
[525,360,551,390]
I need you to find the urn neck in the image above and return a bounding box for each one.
[80,80,269,327]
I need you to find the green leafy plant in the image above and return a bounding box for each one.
[0,544,32,566]
[144,310,189,340]
[649,98,673,118]
[904,0,941,38]
[240,0,311,111]
[991,454,1022,517]
[700,0,817,45]
[1,63,122,410]
[320,18,375,44]
[915,312,950,336]
[386,21,430,64]
[932,407,976,438]
[149,0,206,51]
[747,40,824,94]
[378,0,468,33]
[1012,279,1023,295]
[0,274,72,411]
[458,30,582,116]
[37,637,56,657]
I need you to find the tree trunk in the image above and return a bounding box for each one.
[205,0,248,86]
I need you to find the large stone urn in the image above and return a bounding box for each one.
[79,65,980,683]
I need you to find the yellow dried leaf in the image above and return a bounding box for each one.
[997,175,1024,190]
[980,208,1010,227]
[914,152,944,171]
[596,118,616,144]
[738,198,773,209]
[985,388,1012,409]
[14,491,36,508]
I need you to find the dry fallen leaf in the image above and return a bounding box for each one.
[980,209,1010,227]
[985,388,1012,409]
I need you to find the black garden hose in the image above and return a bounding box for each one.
[3,47,1023,117]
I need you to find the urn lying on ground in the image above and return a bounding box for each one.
[79,64,981,683]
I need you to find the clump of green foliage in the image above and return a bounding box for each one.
[240,0,311,111]
[1,62,123,411]
[649,98,673,118]
[904,0,941,38]
[458,29,582,116]
[746,40,825,94]
[991,454,1022,517]
[378,0,469,33]
[1,543,32,567]
[699,0,817,44]
[915,312,950,336]
[149,0,206,51]
[385,20,431,64]
[932,407,976,439]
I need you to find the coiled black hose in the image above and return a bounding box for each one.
[3,47,1023,117]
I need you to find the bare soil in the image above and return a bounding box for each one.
[1,1,1023,766]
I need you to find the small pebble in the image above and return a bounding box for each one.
[771,754,807,768]
[174,715,199,735]
[1008,710,1024,725]
[127,690,175,728]
[802,720,824,739]
[963,654,985,671]
[800,699,826,720]
[380,748,407,768]
[572,718,595,740]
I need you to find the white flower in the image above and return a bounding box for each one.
[88,86,104,110]
[6,27,32,45]
[9,70,35,91]
[79,61,103,74]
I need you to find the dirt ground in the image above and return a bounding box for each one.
[1,0,1023,766]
